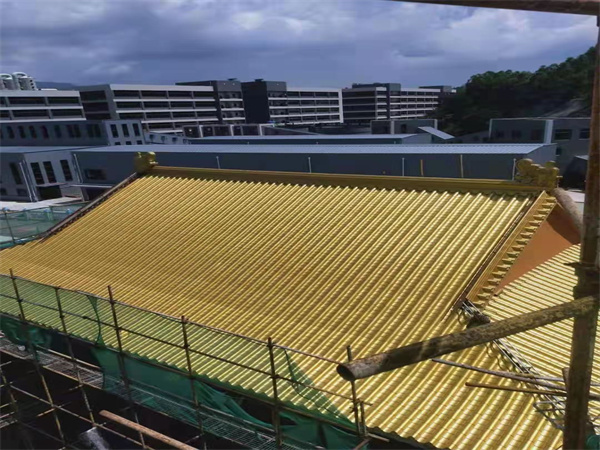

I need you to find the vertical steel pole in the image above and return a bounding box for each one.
[107,285,147,449]
[459,154,464,178]
[564,23,600,450]
[180,316,206,450]
[3,211,16,245]
[267,337,283,449]
[10,269,67,448]
[55,287,97,427]
[346,345,362,437]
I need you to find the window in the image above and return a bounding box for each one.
[17,189,27,197]
[554,129,572,140]
[30,162,44,184]
[41,126,49,139]
[125,141,132,145]
[495,130,505,139]
[86,124,94,137]
[132,123,141,136]
[110,124,119,138]
[73,125,81,138]
[66,125,75,138]
[9,163,22,185]
[60,160,73,181]
[115,142,122,146]
[18,126,25,138]
[137,140,143,145]
[54,125,62,138]
[556,147,563,156]
[121,124,130,137]
[7,126,14,139]
[84,169,106,181]
[43,161,57,183]
[93,124,102,137]
[580,128,590,139]
[511,130,522,139]
[29,126,37,139]
[0,188,7,196]
[531,129,543,141]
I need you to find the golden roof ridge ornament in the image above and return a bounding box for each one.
[515,158,560,190]
[134,152,158,174]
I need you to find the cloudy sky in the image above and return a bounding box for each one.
[0,0,596,88]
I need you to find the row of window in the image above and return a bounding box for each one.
[117,111,219,120]
[2,123,102,141]
[493,128,590,141]
[114,101,217,109]
[0,109,84,119]
[109,123,142,139]
[111,90,214,99]
[0,96,81,105]
[8,159,72,187]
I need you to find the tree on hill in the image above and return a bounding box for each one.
[433,47,595,136]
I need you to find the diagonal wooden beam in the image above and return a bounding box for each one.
[392,0,600,16]
[337,296,598,381]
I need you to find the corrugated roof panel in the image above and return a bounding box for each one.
[0,168,562,449]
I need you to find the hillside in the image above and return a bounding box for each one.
[433,47,595,136]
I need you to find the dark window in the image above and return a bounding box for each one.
[86,124,94,137]
[29,126,37,139]
[511,130,522,139]
[73,125,81,138]
[43,161,57,183]
[30,162,44,184]
[137,140,143,145]
[125,141,132,145]
[132,123,141,136]
[121,124,130,137]
[47,97,80,105]
[17,189,27,197]
[115,142,121,146]
[9,163,22,185]
[13,110,49,118]
[93,124,102,137]
[0,110,9,118]
[54,125,62,138]
[18,126,25,138]
[79,91,107,101]
[0,188,6,196]
[110,124,119,138]
[66,125,75,138]
[7,96,45,105]
[60,160,73,181]
[556,147,563,156]
[84,169,106,180]
[580,128,590,139]
[7,126,15,139]
[51,109,83,117]
[41,126,49,139]
[554,129,572,140]
[495,130,505,139]
[531,129,543,141]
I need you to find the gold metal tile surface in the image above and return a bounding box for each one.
[0,169,562,449]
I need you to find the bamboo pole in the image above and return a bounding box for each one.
[564,22,600,450]
[337,296,597,381]
[267,337,283,449]
[346,345,363,437]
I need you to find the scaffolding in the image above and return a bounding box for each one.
[0,202,87,248]
[0,271,373,449]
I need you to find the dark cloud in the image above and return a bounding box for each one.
[0,0,595,88]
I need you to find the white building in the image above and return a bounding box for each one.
[342,83,456,125]
[0,90,85,123]
[77,84,220,134]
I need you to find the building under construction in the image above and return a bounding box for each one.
[0,150,597,449]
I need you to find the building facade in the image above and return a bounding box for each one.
[241,80,343,126]
[0,119,148,147]
[0,90,85,123]
[342,83,455,125]
[489,117,590,171]
[76,84,220,134]
[176,80,245,124]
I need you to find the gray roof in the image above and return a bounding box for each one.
[74,143,551,155]
[575,155,589,161]
[0,146,96,154]
[191,134,416,141]
[418,127,454,140]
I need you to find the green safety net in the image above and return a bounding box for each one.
[0,275,363,449]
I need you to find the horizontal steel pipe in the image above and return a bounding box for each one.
[337,296,598,381]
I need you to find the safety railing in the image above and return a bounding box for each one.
[0,202,87,248]
[0,271,370,448]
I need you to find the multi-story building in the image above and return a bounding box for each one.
[176,80,245,124]
[0,90,85,123]
[76,84,219,134]
[342,83,455,125]
[241,80,343,126]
